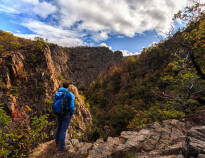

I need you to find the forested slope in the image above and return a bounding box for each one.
[85,15,205,139]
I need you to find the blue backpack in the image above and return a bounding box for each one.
[52,91,71,115]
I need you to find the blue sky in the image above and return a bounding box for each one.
[0,0,196,55]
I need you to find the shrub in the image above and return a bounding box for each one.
[11,86,19,96]
[0,107,20,157]
[57,74,66,81]
[35,82,45,95]
[30,115,50,144]
[0,45,4,53]
[127,107,185,130]
[9,41,21,50]
[0,111,52,157]
[34,37,45,52]
[44,99,54,114]
[0,107,11,126]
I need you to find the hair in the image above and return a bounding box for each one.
[63,82,70,88]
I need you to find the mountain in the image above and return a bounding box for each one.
[85,16,205,139]
[0,32,122,157]
[1,8,205,158]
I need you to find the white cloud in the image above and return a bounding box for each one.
[14,33,39,40]
[99,42,112,50]
[21,0,39,5]
[55,0,196,37]
[92,32,109,42]
[0,4,19,13]
[99,43,139,56]
[117,35,124,39]
[120,50,140,56]
[18,20,84,46]
[33,2,57,18]
[0,0,56,18]
[1,0,204,47]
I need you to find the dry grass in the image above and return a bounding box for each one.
[29,140,86,158]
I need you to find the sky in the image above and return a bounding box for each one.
[0,0,201,55]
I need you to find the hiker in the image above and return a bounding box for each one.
[52,82,75,151]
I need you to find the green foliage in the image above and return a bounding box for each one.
[0,31,32,51]
[34,37,45,42]
[125,151,137,158]
[85,102,90,109]
[35,82,45,95]
[29,53,38,68]
[9,41,21,50]
[57,74,66,81]
[0,106,53,157]
[127,108,185,130]
[0,107,11,126]
[0,108,23,157]
[44,99,53,105]
[0,45,4,53]
[30,115,50,144]
[34,37,45,52]
[11,86,19,96]
[85,14,205,139]
[74,98,78,105]
[127,56,137,63]
[44,99,54,114]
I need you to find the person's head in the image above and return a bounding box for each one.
[63,82,70,89]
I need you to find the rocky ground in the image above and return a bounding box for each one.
[29,119,205,158]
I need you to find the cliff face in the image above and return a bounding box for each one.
[0,46,59,114]
[50,45,123,87]
[0,43,122,157]
[0,43,122,115]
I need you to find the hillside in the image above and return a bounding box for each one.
[50,45,123,88]
[85,16,205,139]
[0,5,205,158]
[0,32,122,157]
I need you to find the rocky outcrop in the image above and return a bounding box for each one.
[29,119,205,158]
[50,45,123,87]
[185,126,205,157]
[67,84,93,138]
[0,43,122,111]
[43,46,59,94]
[0,45,93,137]
[0,50,25,112]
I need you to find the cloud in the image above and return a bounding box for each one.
[14,33,39,40]
[55,0,195,37]
[1,0,203,47]
[99,43,139,56]
[92,32,109,42]
[117,35,124,39]
[0,0,56,18]
[0,4,18,13]
[120,50,140,56]
[32,2,57,18]
[99,42,112,50]
[18,20,84,46]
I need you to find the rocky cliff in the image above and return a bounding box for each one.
[29,119,205,158]
[0,43,122,118]
[50,45,123,87]
[0,45,93,135]
[0,42,122,157]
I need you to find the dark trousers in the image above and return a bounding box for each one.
[55,114,71,151]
